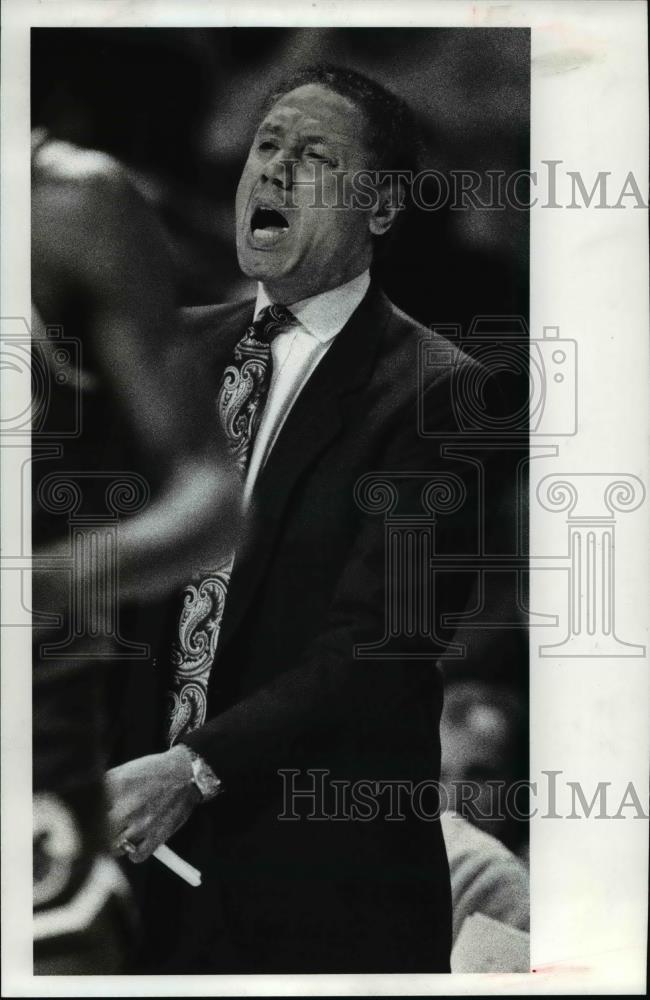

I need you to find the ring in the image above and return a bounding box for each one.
[117,837,136,855]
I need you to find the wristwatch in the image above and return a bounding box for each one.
[181,745,223,802]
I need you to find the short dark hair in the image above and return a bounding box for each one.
[263,63,423,175]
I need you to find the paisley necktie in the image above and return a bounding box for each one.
[166,304,294,745]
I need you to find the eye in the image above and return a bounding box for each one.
[304,148,337,167]
[258,140,279,153]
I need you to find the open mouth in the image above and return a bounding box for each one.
[250,205,290,245]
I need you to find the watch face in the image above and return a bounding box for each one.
[191,756,221,799]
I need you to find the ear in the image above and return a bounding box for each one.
[368,176,406,236]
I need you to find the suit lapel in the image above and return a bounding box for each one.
[218,282,393,650]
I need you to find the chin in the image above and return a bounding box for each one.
[239,255,297,295]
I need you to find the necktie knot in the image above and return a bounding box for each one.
[251,303,295,345]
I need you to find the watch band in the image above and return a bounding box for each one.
[181,746,222,802]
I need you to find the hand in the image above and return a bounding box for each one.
[105,746,201,863]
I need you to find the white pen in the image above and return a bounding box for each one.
[152,844,202,887]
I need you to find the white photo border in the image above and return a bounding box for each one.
[1,0,648,995]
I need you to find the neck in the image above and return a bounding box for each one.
[262,263,371,306]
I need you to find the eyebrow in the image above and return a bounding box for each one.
[256,123,284,136]
[301,134,330,145]
[256,123,338,147]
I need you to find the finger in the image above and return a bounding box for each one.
[111,828,145,857]
[106,795,135,828]
[111,841,131,858]
[107,811,128,844]
[111,837,135,858]
[128,837,155,864]
[106,796,146,840]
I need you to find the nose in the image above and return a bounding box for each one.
[262,150,296,191]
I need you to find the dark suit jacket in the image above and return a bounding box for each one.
[134,281,513,974]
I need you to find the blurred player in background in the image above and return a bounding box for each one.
[31,129,241,973]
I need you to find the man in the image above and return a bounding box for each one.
[106,64,511,974]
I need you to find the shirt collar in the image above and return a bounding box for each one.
[254,269,371,344]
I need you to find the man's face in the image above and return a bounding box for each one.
[235,83,375,302]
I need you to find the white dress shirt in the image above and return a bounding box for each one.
[243,269,371,505]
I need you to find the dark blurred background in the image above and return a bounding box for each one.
[31,26,530,858]
[31,27,529,330]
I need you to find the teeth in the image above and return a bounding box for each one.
[252,227,287,244]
